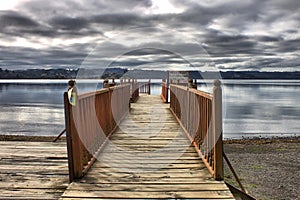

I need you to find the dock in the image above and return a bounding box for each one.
[1,79,236,199]
[60,94,234,199]
[0,141,68,200]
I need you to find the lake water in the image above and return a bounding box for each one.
[0,79,299,139]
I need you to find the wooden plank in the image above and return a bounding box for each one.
[81,170,214,179]
[96,156,201,161]
[91,163,205,169]
[96,153,199,158]
[76,175,218,182]
[60,198,234,200]
[96,160,202,165]
[106,140,187,144]
[62,190,234,199]
[68,182,229,191]
[0,161,68,166]
[86,168,211,175]
[101,148,197,153]
[0,141,66,146]
[0,188,65,196]
[0,141,68,200]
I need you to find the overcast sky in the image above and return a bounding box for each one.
[0,0,300,71]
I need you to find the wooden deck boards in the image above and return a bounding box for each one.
[61,94,234,199]
[0,141,69,200]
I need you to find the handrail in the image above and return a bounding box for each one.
[120,79,140,102]
[169,80,224,180]
[139,80,151,95]
[161,81,168,103]
[64,84,130,182]
[131,80,139,102]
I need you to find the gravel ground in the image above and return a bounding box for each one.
[224,137,300,200]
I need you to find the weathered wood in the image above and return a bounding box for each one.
[161,80,168,103]
[170,82,224,180]
[62,190,234,199]
[0,141,68,200]
[64,84,131,182]
[61,95,233,199]
[74,178,222,184]
[213,80,224,180]
[68,182,229,191]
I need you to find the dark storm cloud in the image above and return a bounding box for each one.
[200,31,262,57]
[0,45,89,68]
[203,32,258,54]
[0,11,39,28]
[50,16,89,31]
[0,0,299,71]
[277,39,300,53]
[256,36,284,43]
[124,48,174,56]
[167,0,262,27]
[90,13,152,28]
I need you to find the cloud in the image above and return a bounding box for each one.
[0,44,89,68]
[0,11,38,28]
[0,0,299,71]
[50,16,89,31]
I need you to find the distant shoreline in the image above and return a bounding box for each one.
[1,68,300,79]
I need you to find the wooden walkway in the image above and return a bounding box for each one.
[61,95,234,199]
[0,141,68,200]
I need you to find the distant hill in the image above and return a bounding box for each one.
[0,68,127,79]
[0,68,300,80]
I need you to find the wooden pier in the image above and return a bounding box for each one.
[61,93,234,199]
[0,79,236,199]
[0,141,68,200]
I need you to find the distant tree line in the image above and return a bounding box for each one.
[0,68,128,79]
[0,67,300,79]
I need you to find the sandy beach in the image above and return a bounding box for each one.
[1,135,299,199]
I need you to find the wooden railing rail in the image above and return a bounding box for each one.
[64,84,130,182]
[169,80,224,180]
[131,80,139,102]
[161,80,168,103]
[138,80,151,95]
[120,79,139,102]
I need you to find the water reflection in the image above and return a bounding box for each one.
[0,80,299,138]
[223,81,300,138]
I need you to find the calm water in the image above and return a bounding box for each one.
[0,79,299,139]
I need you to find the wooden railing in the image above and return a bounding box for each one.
[161,80,168,103]
[131,80,139,102]
[139,80,151,94]
[120,79,139,102]
[64,84,130,182]
[169,80,223,180]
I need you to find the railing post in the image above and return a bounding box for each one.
[187,87,190,133]
[137,79,140,97]
[64,92,74,182]
[212,79,223,180]
[64,92,84,182]
[166,78,169,103]
[148,79,151,95]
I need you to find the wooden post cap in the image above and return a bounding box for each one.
[213,79,221,87]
